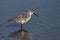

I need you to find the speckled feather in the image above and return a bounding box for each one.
[8,10,33,24]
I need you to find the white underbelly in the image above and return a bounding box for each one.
[24,16,31,23]
[16,16,31,24]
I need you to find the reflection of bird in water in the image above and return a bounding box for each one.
[10,29,32,40]
[8,9,38,30]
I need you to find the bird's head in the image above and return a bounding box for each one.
[27,9,38,16]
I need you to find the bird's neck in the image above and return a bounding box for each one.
[27,13,33,16]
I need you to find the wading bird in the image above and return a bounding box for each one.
[8,9,38,30]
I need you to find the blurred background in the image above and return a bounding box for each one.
[0,0,60,40]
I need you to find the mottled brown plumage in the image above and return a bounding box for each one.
[8,9,37,30]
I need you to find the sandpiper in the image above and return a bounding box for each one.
[8,9,38,30]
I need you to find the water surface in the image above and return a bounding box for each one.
[0,0,60,40]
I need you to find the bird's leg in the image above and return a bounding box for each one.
[21,24,23,30]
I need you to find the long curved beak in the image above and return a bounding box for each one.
[33,13,38,16]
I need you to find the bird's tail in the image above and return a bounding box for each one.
[8,19,12,22]
[8,18,16,22]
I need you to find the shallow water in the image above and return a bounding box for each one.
[0,0,60,40]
